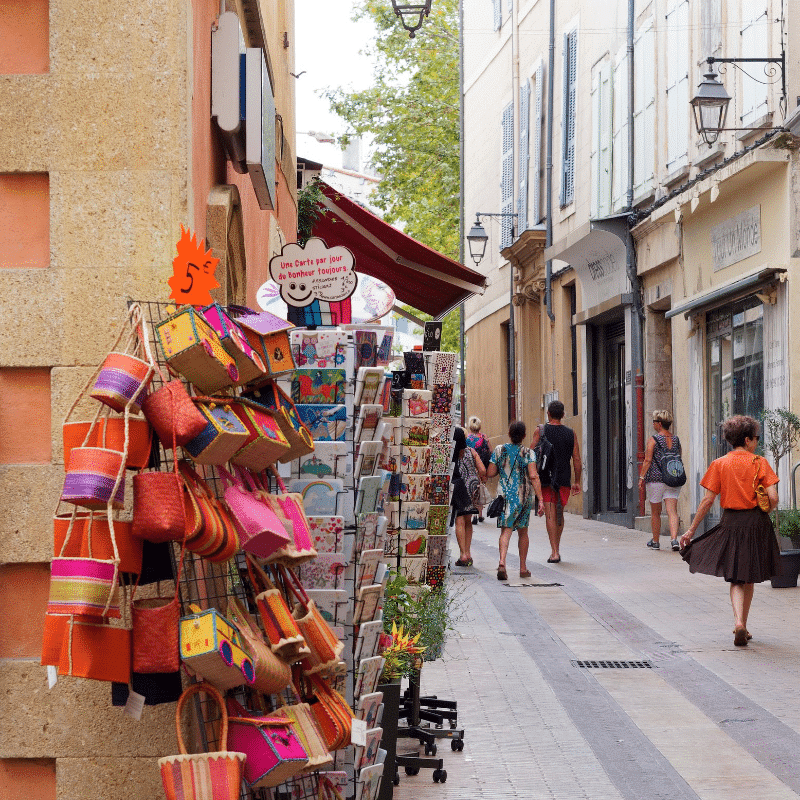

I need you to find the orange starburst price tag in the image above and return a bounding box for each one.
[168,225,221,306]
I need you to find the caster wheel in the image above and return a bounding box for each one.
[424,743,436,756]
[393,773,400,786]
[451,738,462,751]
[449,720,457,729]
[404,767,420,776]
[432,769,447,783]
[457,739,464,751]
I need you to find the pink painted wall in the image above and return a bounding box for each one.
[0,0,49,74]
[0,174,49,269]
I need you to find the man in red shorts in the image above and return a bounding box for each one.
[530,400,582,563]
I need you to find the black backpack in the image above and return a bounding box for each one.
[533,425,555,487]
[654,435,686,487]
[474,435,492,468]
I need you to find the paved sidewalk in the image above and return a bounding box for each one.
[392,513,800,799]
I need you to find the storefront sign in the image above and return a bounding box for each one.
[711,206,761,272]
[267,237,358,326]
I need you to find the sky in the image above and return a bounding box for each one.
[294,0,377,169]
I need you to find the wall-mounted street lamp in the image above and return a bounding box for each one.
[391,1,433,38]
[466,212,519,420]
[690,54,786,146]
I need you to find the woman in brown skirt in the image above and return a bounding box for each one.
[679,415,779,647]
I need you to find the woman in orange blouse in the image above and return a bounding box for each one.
[679,415,779,647]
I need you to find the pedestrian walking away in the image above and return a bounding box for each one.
[466,415,492,523]
[529,400,582,563]
[679,414,779,647]
[451,426,487,567]
[486,420,544,580]
[638,410,684,551]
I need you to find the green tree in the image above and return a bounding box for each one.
[324,0,462,351]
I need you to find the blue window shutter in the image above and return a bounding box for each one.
[561,31,577,206]
[501,102,514,249]
[518,79,531,233]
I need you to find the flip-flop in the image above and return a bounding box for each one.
[733,627,748,647]
[497,566,508,581]
[547,557,561,564]
[520,570,532,578]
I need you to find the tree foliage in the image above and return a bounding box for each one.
[324,0,461,348]
[324,0,460,261]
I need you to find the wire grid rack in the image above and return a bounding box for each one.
[133,301,356,800]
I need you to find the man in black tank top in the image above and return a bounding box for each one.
[529,400,582,563]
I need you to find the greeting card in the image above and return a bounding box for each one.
[426,475,450,505]
[358,548,385,588]
[428,350,456,385]
[400,556,427,584]
[431,383,454,414]
[297,552,347,590]
[291,368,346,405]
[376,330,394,366]
[402,417,430,446]
[354,727,384,770]
[403,350,425,375]
[307,515,345,553]
[429,413,454,443]
[288,477,344,515]
[355,440,383,481]
[399,500,430,530]
[379,376,392,412]
[296,441,349,479]
[356,764,385,800]
[306,589,349,623]
[402,389,432,419]
[355,511,379,555]
[356,475,383,514]
[378,444,401,474]
[355,404,383,443]
[400,445,430,475]
[427,505,450,536]
[296,404,347,441]
[355,692,384,728]
[400,529,428,557]
[355,330,377,369]
[426,564,447,589]
[383,528,399,557]
[354,367,385,406]
[355,656,385,699]
[290,329,347,368]
[400,473,428,503]
[355,617,384,663]
[429,441,454,475]
[426,533,449,566]
[382,501,400,529]
[353,585,382,624]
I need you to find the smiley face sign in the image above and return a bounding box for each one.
[267,237,358,326]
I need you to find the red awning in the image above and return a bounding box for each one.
[311,181,486,317]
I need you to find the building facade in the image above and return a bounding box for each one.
[0,2,297,798]
[463,0,800,528]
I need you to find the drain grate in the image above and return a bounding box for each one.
[572,659,652,669]
[504,582,563,587]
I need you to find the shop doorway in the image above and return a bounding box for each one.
[590,320,628,517]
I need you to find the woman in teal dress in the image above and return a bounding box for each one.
[486,420,544,581]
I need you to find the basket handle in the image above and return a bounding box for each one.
[279,564,310,608]
[175,682,228,756]
[245,553,276,593]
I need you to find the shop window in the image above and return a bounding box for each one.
[0,0,49,74]
[706,297,764,460]
[0,759,56,800]
[0,173,50,269]
[0,368,52,464]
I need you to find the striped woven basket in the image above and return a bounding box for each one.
[61,447,126,510]
[159,683,246,800]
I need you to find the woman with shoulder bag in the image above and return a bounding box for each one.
[638,410,684,551]
[451,427,487,567]
[485,421,544,581]
[679,415,779,647]
[466,416,492,523]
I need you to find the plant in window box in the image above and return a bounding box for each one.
[762,408,800,550]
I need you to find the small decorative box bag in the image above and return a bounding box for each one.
[155,305,240,394]
[185,398,250,465]
[159,682,247,800]
[228,399,291,472]
[260,469,318,566]
[226,699,307,789]
[90,303,155,414]
[202,303,267,386]
[273,701,334,773]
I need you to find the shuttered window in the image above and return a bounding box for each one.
[531,63,544,224]
[500,101,514,248]
[591,61,613,218]
[561,30,578,207]
[518,79,531,232]
[665,0,689,173]
[633,21,655,194]
[740,1,769,125]
[612,46,629,211]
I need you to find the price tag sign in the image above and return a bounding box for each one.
[350,717,368,746]
[168,225,220,306]
[47,665,58,689]
[123,690,145,721]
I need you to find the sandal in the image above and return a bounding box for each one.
[520,570,531,578]
[733,627,748,647]
[497,566,508,581]
[454,558,470,567]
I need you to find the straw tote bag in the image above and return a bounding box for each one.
[158,682,246,800]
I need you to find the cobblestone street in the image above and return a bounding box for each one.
[393,514,800,799]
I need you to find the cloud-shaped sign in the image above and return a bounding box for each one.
[269,238,357,305]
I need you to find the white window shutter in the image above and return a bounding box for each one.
[599,61,613,217]
[591,69,600,219]
[561,30,577,206]
[666,0,688,172]
[532,63,543,223]
[612,46,629,211]
[501,102,514,248]
[741,2,769,124]
[518,79,531,232]
[634,22,654,194]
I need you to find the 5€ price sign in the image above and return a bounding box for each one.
[168,225,220,306]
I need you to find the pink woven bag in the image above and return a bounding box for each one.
[217,466,290,558]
